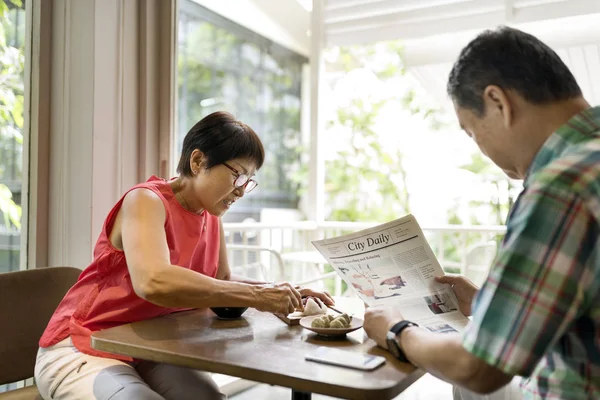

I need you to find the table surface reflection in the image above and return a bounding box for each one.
[91,298,423,400]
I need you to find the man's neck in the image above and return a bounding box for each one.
[516,97,590,178]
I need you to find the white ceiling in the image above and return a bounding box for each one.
[410,45,600,109]
[318,0,600,108]
[197,0,600,107]
[323,0,600,47]
[404,13,600,107]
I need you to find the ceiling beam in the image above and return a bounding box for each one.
[504,0,514,23]
[325,0,600,47]
[324,0,479,24]
[325,0,499,32]
[401,13,600,67]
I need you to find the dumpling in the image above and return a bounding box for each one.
[303,297,326,316]
[331,316,350,328]
[325,314,335,322]
[311,318,327,328]
[317,315,331,328]
[329,318,346,329]
[339,313,352,324]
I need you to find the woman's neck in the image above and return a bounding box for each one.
[170,177,205,214]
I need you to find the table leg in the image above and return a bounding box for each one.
[291,389,311,400]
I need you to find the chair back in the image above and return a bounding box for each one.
[226,244,286,281]
[0,267,81,385]
[464,241,497,286]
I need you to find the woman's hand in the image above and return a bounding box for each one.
[298,287,335,307]
[253,283,303,314]
[435,275,479,316]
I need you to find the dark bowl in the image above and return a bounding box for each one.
[210,307,248,320]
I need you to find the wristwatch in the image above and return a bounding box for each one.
[386,320,418,363]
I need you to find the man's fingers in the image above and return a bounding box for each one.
[435,275,459,284]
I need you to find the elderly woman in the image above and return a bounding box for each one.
[34,111,333,400]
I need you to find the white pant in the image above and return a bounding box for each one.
[34,338,225,400]
[453,377,524,400]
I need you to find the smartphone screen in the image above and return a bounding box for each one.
[305,347,386,371]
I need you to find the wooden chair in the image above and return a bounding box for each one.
[0,267,81,399]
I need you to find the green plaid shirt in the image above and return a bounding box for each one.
[463,106,600,399]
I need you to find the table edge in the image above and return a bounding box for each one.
[91,335,425,399]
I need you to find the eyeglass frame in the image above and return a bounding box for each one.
[222,162,258,193]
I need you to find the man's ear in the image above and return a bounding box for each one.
[483,85,513,129]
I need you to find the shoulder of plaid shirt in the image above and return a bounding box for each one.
[394,106,600,397]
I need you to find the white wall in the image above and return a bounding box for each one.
[49,0,97,267]
[45,0,174,268]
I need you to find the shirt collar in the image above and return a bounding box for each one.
[525,106,600,184]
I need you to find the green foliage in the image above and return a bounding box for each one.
[178,18,303,201]
[320,40,513,274]
[459,153,519,225]
[322,41,444,222]
[0,183,19,228]
[0,0,24,230]
[437,153,517,267]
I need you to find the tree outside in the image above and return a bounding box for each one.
[0,0,25,273]
[321,42,446,223]
[307,41,516,290]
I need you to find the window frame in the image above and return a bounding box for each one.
[176,1,308,219]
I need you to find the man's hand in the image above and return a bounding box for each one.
[363,306,405,349]
[435,275,479,316]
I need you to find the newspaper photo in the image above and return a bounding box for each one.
[312,214,470,333]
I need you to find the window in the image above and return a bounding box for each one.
[177,0,307,222]
[0,0,27,393]
[0,0,26,274]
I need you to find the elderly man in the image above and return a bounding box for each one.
[364,26,599,400]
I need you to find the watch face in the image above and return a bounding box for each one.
[386,332,400,358]
[388,341,400,358]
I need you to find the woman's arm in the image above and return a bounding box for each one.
[215,219,232,281]
[213,219,333,305]
[120,188,300,312]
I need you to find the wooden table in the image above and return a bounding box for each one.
[91,299,423,400]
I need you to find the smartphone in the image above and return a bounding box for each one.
[305,347,386,371]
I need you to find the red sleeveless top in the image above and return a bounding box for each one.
[39,176,221,361]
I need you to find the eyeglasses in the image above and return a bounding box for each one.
[222,162,258,193]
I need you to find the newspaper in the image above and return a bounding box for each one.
[312,214,469,334]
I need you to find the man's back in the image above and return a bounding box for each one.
[466,106,600,399]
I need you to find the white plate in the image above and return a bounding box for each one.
[299,315,363,337]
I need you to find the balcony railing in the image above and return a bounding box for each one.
[223,221,506,291]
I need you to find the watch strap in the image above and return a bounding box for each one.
[388,320,418,363]
[390,320,418,335]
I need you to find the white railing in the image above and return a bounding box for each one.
[224,221,506,292]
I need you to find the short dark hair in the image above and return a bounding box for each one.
[176,111,265,176]
[447,26,582,116]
